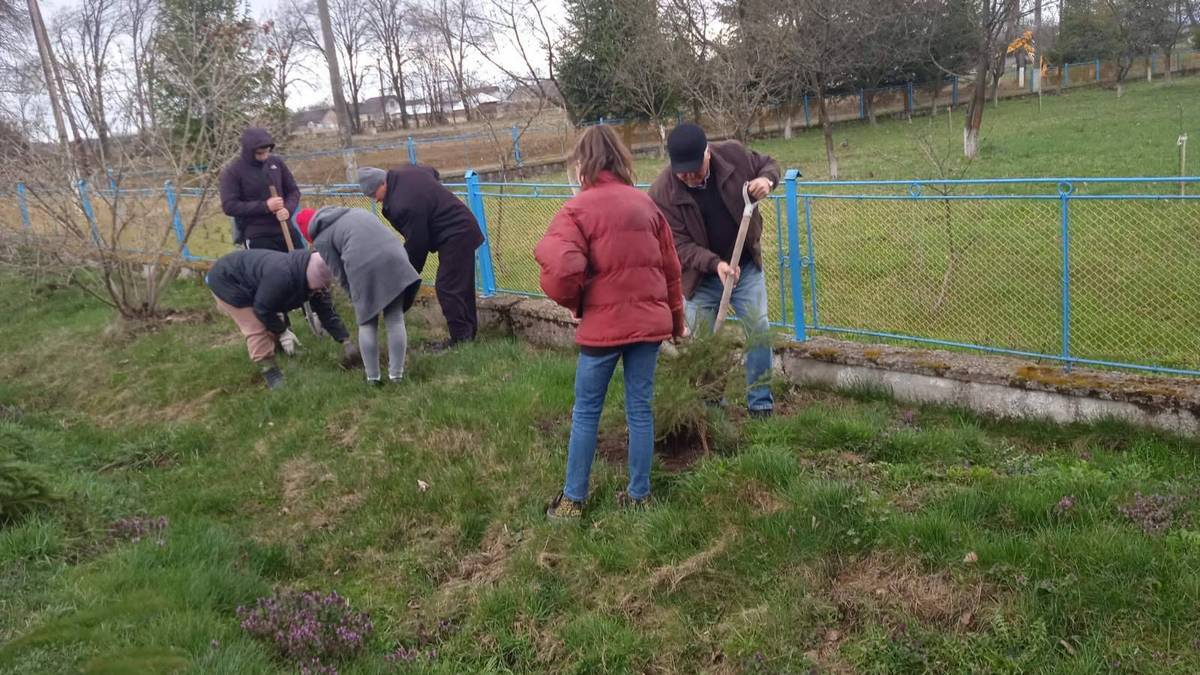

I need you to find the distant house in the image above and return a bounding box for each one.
[358,96,406,127]
[504,79,564,110]
[292,107,337,135]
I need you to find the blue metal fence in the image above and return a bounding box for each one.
[4,174,1199,377]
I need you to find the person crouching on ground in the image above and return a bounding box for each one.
[296,206,422,386]
[534,125,686,520]
[358,164,484,350]
[205,249,358,390]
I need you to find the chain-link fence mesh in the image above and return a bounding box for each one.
[3,175,1200,376]
[1068,198,1200,370]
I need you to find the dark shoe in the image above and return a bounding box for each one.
[749,408,774,420]
[546,492,584,521]
[615,491,651,510]
[262,366,285,390]
[424,339,452,353]
[366,378,384,387]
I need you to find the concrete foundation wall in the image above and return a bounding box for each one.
[461,294,1200,437]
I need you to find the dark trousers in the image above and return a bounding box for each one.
[244,229,304,330]
[435,235,479,342]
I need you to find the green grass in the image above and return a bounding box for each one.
[3,273,1200,673]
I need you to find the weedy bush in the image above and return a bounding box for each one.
[237,590,373,675]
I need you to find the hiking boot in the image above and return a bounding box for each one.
[261,366,285,390]
[615,491,651,511]
[546,492,584,521]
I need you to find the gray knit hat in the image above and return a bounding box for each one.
[357,167,387,197]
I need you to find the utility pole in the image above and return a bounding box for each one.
[317,0,357,182]
[26,0,73,171]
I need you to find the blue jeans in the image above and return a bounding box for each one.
[685,262,774,412]
[563,342,661,502]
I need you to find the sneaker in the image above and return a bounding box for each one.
[615,491,651,510]
[748,408,774,420]
[366,378,384,387]
[546,492,584,521]
[262,366,285,390]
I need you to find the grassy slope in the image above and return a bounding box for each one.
[2,275,1200,674]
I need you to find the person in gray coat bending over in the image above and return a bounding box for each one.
[296,206,423,385]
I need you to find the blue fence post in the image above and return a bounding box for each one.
[951,76,958,108]
[802,94,811,127]
[906,82,914,115]
[163,180,194,261]
[1095,58,1101,82]
[1151,53,1156,76]
[16,183,31,230]
[76,180,102,247]
[1059,184,1072,369]
[406,136,417,165]
[464,170,496,297]
[784,169,806,342]
[858,90,865,120]
[1064,63,1070,88]
[773,197,788,327]
[511,125,523,167]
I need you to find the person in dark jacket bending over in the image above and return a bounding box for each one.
[205,249,358,390]
[358,165,485,348]
[648,123,780,418]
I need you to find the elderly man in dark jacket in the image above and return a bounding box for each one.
[205,249,358,390]
[647,123,781,418]
[358,165,484,349]
[297,206,422,384]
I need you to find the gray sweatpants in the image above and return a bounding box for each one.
[358,296,408,381]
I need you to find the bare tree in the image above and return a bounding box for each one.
[789,0,874,178]
[961,0,1021,158]
[53,0,120,162]
[121,0,156,134]
[296,0,369,132]
[413,0,485,123]
[614,13,685,155]
[261,5,313,134]
[364,0,410,130]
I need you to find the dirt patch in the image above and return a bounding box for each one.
[737,479,785,515]
[438,523,523,598]
[415,427,483,457]
[274,456,361,532]
[597,428,709,474]
[650,530,735,592]
[826,552,990,629]
[324,408,365,450]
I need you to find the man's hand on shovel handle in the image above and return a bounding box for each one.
[747,177,772,201]
[267,196,285,212]
[717,261,740,286]
[275,208,289,222]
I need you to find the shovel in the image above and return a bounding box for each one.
[712,182,759,331]
[270,186,326,337]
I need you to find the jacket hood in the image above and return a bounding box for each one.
[241,127,275,164]
[306,206,351,242]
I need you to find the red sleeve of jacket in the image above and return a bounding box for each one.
[655,211,686,338]
[534,207,589,316]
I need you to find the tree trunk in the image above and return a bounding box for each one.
[929,76,943,116]
[865,90,878,126]
[397,64,410,130]
[316,0,356,182]
[963,58,989,159]
[783,104,794,139]
[816,86,838,179]
[1164,49,1173,83]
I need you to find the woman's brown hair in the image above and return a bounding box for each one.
[570,125,635,188]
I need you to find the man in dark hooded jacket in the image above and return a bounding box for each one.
[358,164,484,348]
[219,127,302,250]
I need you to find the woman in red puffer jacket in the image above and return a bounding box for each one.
[535,125,686,520]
